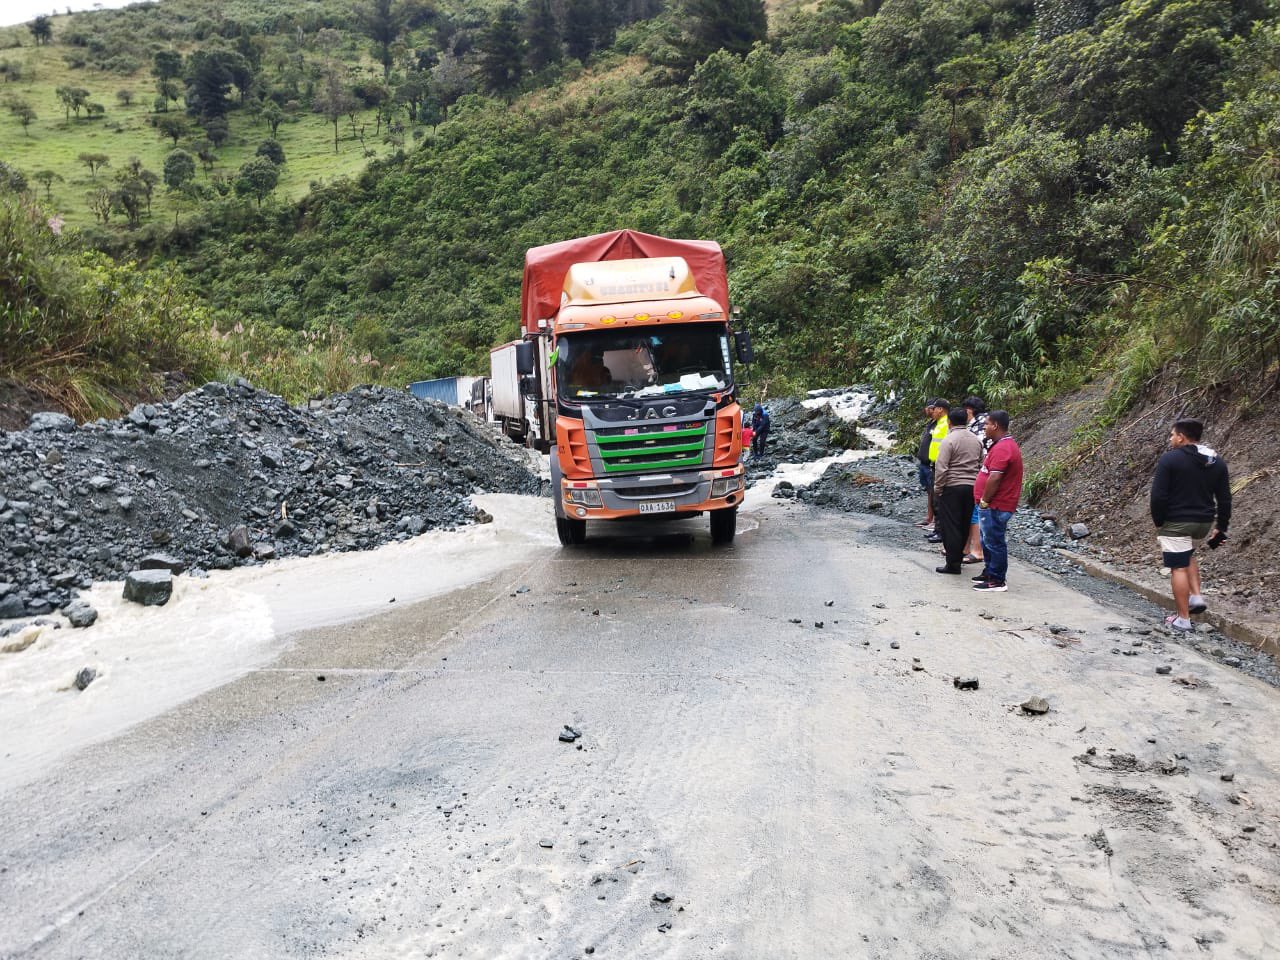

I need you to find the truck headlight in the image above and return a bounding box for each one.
[711,476,743,497]
[565,488,603,507]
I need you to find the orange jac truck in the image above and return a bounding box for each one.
[490,229,755,546]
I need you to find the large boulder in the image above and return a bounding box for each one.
[123,569,173,607]
[226,525,252,558]
[139,553,186,574]
[28,411,75,432]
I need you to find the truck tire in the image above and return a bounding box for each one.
[709,507,737,545]
[556,515,587,546]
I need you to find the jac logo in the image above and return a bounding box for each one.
[628,405,679,421]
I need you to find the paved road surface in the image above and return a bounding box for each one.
[3,503,1278,958]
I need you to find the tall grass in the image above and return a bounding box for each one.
[1,192,219,418]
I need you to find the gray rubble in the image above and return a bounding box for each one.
[0,381,540,619]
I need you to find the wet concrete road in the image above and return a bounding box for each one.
[2,503,1279,959]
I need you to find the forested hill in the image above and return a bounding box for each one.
[3,0,1279,435]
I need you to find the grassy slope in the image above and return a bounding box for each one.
[0,15,389,228]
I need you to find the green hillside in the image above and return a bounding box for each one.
[0,4,403,228]
[4,0,1280,451]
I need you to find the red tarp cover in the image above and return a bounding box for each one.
[520,229,728,335]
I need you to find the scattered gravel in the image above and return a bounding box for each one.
[0,380,540,619]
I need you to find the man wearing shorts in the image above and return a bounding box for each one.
[1150,418,1232,631]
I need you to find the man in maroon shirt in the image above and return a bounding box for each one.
[972,410,1024,592]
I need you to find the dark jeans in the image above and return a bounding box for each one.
[752,426,769,455]
[979,507,1014,582]
[916,462,933,492]
[936,485,974,568]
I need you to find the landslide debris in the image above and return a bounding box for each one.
[0,380,540,619]
[744,390,882,480]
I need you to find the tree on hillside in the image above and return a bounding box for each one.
[156,78,182,105]
[193,139,216,174]
[163,149,195,192]
[525,0,562,73]
[116,89,135,108]
[479,4,524,95]
[79,152,110,180]
[235,157,279,208]
[29,16,52,46]
[358,0,411,79]
[33,170,62,202]
[185,50,235,119]
[682,47,785,153]
[315,65,358,153]
[164,149,196,225]
[153,50,183,83]
[563,0,601,62]
[257,138,286,165]
[7,98,36,136]
[202,116,229,148]
[113,171,147,227]
[155,113,190,145]
[86,187,112,224]
[675,0,767,71]
[261,100,284,137]
[56,86,91,121]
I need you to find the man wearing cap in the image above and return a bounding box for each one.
[922,399,950,543]
[972,410,1023,592]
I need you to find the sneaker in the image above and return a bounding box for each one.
[926,533,943,543]
[935,565,961,575]
[1164,615,1193,632]
[1189,595,1208,615]
[973,579,1007,592]
[971,572,990,582]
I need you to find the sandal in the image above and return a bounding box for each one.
[962,554,982,564]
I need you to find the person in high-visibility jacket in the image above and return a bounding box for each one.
[928,398,951,463]
[924,399,951,542]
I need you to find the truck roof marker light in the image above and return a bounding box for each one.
[635,313,650,322]
[601,316,616,325]
[667,311,683,319]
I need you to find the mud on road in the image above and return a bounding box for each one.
[1,500,1278,958]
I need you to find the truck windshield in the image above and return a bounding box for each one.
[557,326,731,401]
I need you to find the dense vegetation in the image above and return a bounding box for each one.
[3,0,1280,453]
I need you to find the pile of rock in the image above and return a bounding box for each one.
[0,380,540,619]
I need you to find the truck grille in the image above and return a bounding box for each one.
[592,423,708,474]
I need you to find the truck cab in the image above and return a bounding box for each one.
[492,230,751,546]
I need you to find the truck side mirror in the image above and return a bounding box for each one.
[734,330,755,364]
[515,341,535,376]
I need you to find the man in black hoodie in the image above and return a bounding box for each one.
[1150,418,1232,631]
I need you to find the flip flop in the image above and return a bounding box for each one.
[962,554,982,564]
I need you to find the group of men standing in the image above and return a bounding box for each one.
[914,395,1233,624]
[917,397,1023,592]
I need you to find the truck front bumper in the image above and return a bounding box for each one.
[560,466,745,520]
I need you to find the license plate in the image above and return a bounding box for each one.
[638,500,676,514]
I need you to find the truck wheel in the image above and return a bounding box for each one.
[709,507,737,545]
[556,515,587,546]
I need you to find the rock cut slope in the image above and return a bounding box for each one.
[0,381,541,619]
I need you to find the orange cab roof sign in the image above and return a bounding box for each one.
[520,229,728,335]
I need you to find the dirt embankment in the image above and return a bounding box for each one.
[1016,373,1278,635]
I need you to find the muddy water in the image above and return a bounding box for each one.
[2,503,1277,958]
[0,494,556,788]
